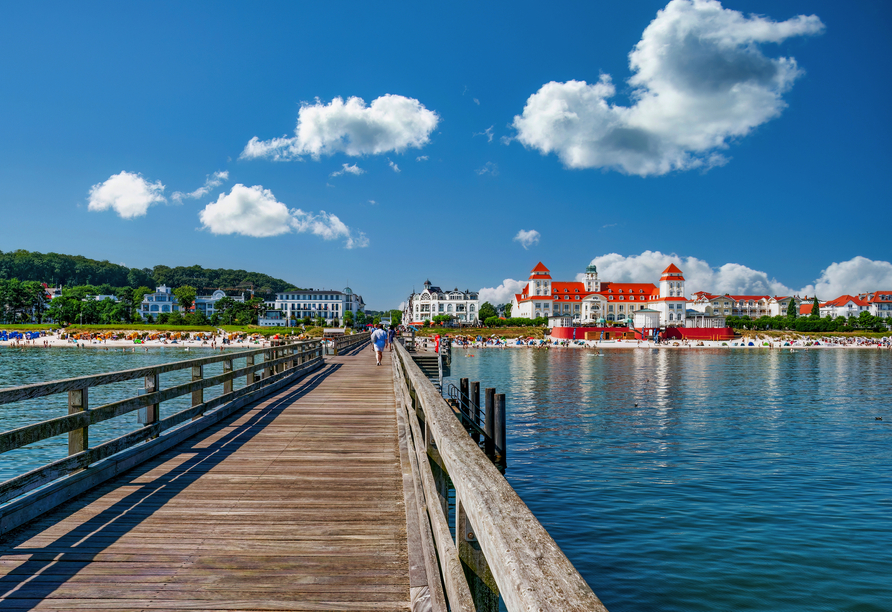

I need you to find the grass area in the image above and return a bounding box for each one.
[414,326,548,339]
[0,324,60,331]
[737,329,891,339]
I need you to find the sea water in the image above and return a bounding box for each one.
[445,347,891,612]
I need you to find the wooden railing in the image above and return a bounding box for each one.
[0,341,323,533]
[392,340,608,611]
[332,331,371,354]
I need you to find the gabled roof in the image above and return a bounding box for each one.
[661,263,683,275]
[531,262,550,272]
[822,295,868,307]
[727,295,771,301]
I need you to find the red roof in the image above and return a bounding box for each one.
[822,295,868,307]
[799,304,814,315]
[531,262,550,272]
[661,263,683,275]
[727,295,771,301]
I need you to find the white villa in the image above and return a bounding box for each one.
[138,285,247,321]
[510,262,690,328]
[261,287,365,327]
[404,280,479,325]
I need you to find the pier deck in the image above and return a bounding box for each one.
[0,348,409,611]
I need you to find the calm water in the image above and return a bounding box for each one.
[446,348,891,612]
[0,346,249,482]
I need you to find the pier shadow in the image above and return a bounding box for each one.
[0,363,341,609]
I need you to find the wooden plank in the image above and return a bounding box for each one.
[0,349,410,611]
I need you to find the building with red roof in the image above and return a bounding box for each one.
[510,262,691,327]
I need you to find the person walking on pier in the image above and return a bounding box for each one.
[371,323,388,366]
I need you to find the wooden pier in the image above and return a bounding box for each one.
[0,335,606,611]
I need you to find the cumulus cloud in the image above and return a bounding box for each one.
[476,162,499,176]
[478,279,528,305]
[172,170,229,203]
[513,229,540,250]
[330,163,365,178]
[88,171,166,219]
[577,251,892,299]
[388,159,401,173]
[416,155,429,162]
[512,0,824,176]
[241,94,439,161]
[800,257,892,298]
[198,183,367,248]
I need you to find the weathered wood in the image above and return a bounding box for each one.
[457,495,500,611]
[394,352,474,612]
[0,342,311,406]
[0,358,324,505]
[394,341,607,612]
[67,388,87,458]
[223,359,233,395]
[0,346,321,455]
[470,381,480,444]
[484,387,495,459]
[0,349,409,610]
[494,393,506,463]
[191,364,203,420]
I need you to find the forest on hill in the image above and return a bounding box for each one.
[0,249,298,296]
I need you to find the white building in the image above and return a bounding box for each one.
[404,280,479,325]
[510,262,689,327]
[139,285,247,321]
[860,291,892,319]
[818,295,870,319]
[269,287,365,326]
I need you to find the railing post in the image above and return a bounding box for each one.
[223,359,233,394]
[484,388,495,460]
[495,393,506,464]
[192,364,204,420]
[143,373,160,437]
[460,378,469,429]
[246,353,257,385]
[470,381,481,444]
[68,388,88,457]
[456,495,500,611]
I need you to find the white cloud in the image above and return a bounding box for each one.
[172,170,229,203]
[388,159,401,173]
[416,155,429,162]
[473,98,480,106]
[198,183,368,248]
[578,251,892,299]
[88,171,166,219]
[513,229,540,250]
[800,257,892,299]
[476,162,499,176]
[330,163,365,178]
[478,279,527,305]
[241,94,439,161]
[368,199,378,205]
[474,126,494,143]
[512,0,824,176]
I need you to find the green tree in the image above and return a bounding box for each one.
[478,302,497,322]
[132,286,153,320]
[503,303,512,317]
[786,298,797,319]
[388,309,402,326]
[355,311,367,326]
[810,296,820,318]
[173,285,197,314]
[343,311,354,327]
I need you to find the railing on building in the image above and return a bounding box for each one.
[391,340,607,611]
[0,341,323,535]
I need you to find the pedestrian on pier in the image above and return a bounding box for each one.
[371,323,387,366]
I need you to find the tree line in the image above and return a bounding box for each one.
[727,310,889,333]
[0,249,298,300]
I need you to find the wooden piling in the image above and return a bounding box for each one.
[484,387,495,459]
[67,388,87,457]
[494,393,506,463]
[471,381,481,444]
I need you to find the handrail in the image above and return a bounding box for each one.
[0,341,323,504]
[333,331,370,354]
[393,340,607,611]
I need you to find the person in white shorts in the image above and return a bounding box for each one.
[370,323,388,366]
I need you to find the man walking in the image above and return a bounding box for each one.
[387,326,396,352]
[371,323,388,366]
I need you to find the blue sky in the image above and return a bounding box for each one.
[1,1,890,309]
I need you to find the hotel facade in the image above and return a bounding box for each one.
[404,280,479,325]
